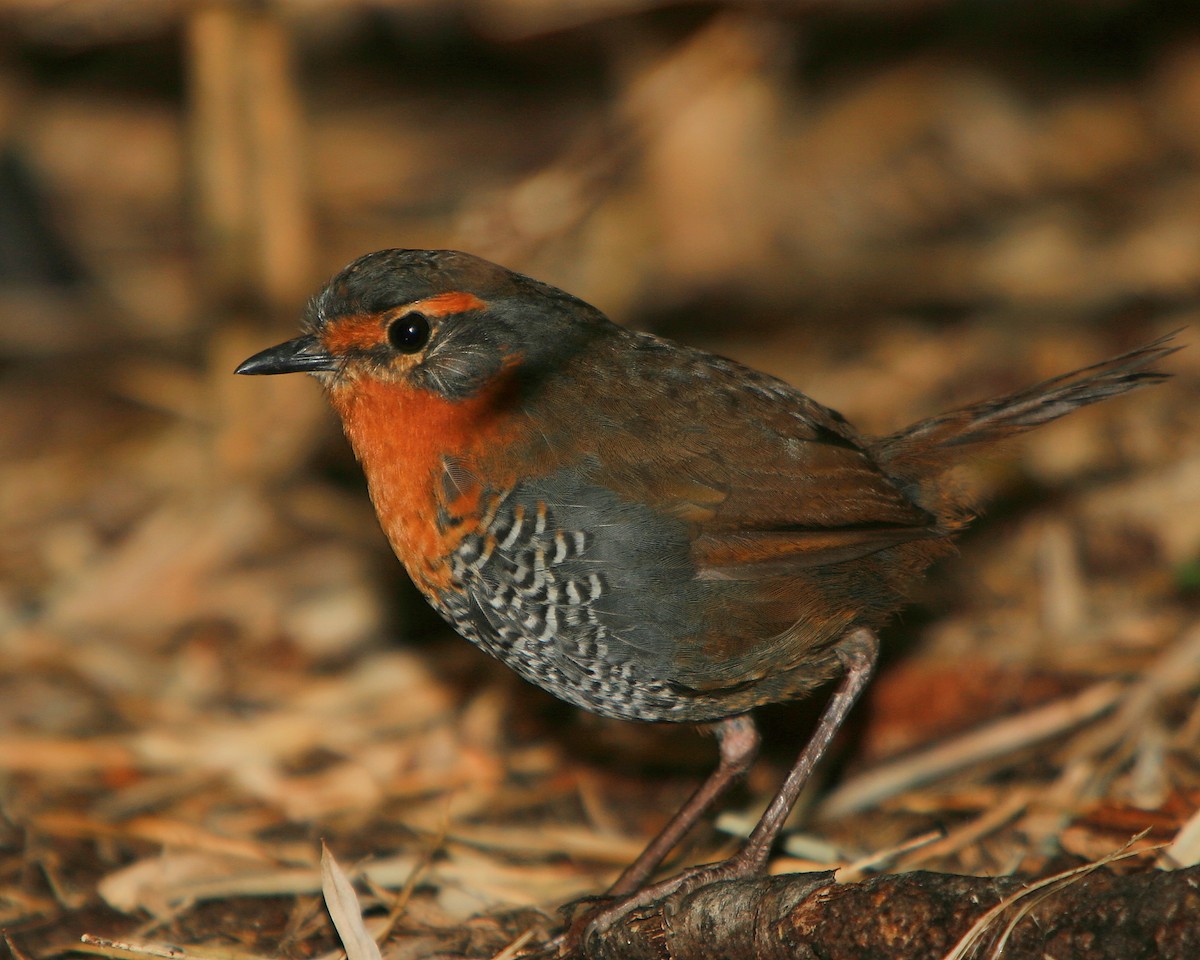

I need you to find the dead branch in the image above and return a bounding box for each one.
[580,866,1200,960]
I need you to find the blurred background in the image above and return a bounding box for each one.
[3,1,1200,956]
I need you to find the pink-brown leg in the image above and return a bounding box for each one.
[568,627,880,955]
[607,713,760,898]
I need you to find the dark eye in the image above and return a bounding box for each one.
[387,312,431,353]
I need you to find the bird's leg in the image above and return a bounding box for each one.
[570,627,880,954]
[722,626,878,874]
[607,713,761,898]
[550,715,759,957]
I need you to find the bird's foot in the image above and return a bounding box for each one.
[553,853,762,958]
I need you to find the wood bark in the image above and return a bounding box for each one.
[581,866,1200,959]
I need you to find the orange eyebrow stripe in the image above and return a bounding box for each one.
[414,292,487,316]
[320,293,487,353]
[322,314,385,354]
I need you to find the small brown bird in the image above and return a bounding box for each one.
[237,249,1176,948]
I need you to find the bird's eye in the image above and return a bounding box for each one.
[387,312,431,353]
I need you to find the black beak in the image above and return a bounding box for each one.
[235,335,336,375]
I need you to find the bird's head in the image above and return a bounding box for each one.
[235,249,612,401]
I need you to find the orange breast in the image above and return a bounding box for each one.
[327,376,515,593]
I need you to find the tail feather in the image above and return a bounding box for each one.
[878,331,1180,466]
[873,331,1181,529]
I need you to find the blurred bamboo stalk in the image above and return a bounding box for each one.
[186,0,313,311]
[187,1,325,489]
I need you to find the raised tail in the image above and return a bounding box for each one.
[874,331,1181,518]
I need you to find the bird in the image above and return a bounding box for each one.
[236,248,1176,950]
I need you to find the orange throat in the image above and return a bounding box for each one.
[326,376,500,592]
